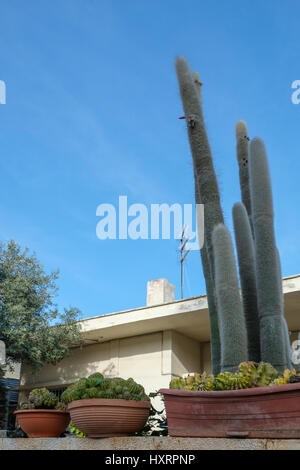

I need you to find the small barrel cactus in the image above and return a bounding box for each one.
[169,378,186,390]
[28,388,58,409]
[168,362,296,392]
[19,388,66,411]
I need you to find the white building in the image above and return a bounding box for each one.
[19,275,300,401]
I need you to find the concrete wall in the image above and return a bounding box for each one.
[2,436,300,450]
[169,331,201,377]
[20,330,202,400]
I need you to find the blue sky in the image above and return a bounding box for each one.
[0,0,299,318]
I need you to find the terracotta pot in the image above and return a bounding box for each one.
[160,383,300,438]
[14,409,70,438]
[68,398,150,438]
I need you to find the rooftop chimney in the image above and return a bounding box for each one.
[146,278,175,306]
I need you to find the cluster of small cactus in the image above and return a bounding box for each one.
[20,388,66,410]
[170,362,299,392]
[175,57,291,374]
[270,368,298,386]
[61,372,150,404]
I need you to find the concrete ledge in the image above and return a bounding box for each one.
[1,436,300,450]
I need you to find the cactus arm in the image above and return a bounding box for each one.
[194,167,221,374]
[199,233,221,374]
[249,138,288,372]
[213,224,248,372]
[175,57,224,284]
[235,121,253,235]
[191,71,221,375]
[233,202,261,362]
[175,58,224,374]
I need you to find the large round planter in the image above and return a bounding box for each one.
[14,409,70,438]
[160,382,300,438]
[68,398,150,438]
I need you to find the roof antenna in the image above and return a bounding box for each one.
[178,226,191,299]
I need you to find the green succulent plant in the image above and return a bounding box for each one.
[61,374,150,404]
[169,378,186,390]
[28,388,58,409]
[20,388,66,410]
[169,362,296,392]
[55,401,67,411]
[20,402,35,410]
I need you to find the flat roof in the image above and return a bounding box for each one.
[75,275,300,345]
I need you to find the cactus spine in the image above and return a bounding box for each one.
[232,202,260,362]
[213,224,248,372]
[176,58,223,374]
[249,138,288,372]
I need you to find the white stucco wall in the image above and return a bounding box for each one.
[20,330,202,398]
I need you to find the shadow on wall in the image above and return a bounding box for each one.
[20,330,203,391]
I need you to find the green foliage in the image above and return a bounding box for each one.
[61,374,150,404]
[0,241,82,371]
[69,422,87,438]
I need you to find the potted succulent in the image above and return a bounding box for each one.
[159,57,300,438]
[61,373,150,438]
[14,388,70,437]
[161,363,300,438]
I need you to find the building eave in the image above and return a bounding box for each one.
[73,275,300,346]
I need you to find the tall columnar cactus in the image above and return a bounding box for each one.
[235,121,253,234]
[176,58,223,374]
[249,138,288,372]
[175,57,224,282]
[191,71,221,375]
[194,171,221,374]
[213,224,248,372]
[176,57,290,375]
[232,202,260,362]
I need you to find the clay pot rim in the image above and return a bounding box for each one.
[159,382,300,398]
[68,398,151,410]
[14,409,69,415]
